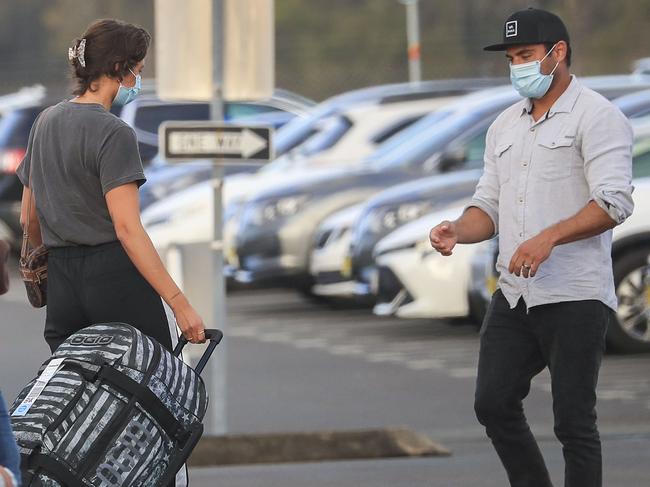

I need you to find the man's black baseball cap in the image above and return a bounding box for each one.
[483,7,570,51]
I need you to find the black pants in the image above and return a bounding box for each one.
[474,290,609,487]
[45,241,176,354]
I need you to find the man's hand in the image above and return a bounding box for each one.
[429,220,458,256]
[508,230,556,278]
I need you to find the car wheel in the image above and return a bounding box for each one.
[610,246,650,353]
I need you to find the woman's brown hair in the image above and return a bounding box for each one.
[69,19,151,96]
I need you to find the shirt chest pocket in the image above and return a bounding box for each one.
[494,140,514,185]
[534,132,581,181]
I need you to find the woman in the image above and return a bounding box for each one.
[17,18,206,353]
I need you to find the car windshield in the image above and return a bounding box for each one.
[274,103,339,156]
[133,102,280,136]
[294,115,353,158]
[364,109,453,162]
[364,92,516,170]
[134,103,210,134]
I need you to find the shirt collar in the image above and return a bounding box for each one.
[519,75,582,117]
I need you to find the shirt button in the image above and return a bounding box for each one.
[519,198,523,203]
[530,127,535,132]
[519,232,523,237]
[523,161,528,166]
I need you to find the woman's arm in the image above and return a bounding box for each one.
[19,186,43,248]
[105,183,206,343]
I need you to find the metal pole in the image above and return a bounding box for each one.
[205,0,227,435]
[401,0,422,83]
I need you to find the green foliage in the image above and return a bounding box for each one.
[0,0,648,100]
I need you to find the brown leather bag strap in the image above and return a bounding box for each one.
[21,113,43,258]
[21,160,35,259]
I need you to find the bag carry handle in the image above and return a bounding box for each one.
[172,329,223,375]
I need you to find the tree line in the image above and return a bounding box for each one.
[0,0,647,100]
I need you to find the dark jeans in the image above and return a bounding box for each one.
[0,391,20,485]
[474,290,609,487]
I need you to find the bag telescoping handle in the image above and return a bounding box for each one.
[172,329,223,376]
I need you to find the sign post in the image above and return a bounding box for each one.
[400,0,422,84]
[156,0,275,435]
[159,120,273,436]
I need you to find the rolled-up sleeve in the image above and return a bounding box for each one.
[466,121,500,235]
[582,105,634,225]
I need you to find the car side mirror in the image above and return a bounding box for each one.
[439,147,467,172]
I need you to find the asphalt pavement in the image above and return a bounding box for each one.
[2,258,650,486]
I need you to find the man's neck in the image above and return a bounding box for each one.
[530,72,572,121]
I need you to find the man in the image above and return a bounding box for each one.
[429,7,633,487]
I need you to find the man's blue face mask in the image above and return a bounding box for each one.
[509,43,559,99]
[113,68,141,107]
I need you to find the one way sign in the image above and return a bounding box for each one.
[160,122,273,162]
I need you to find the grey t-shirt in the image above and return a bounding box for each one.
[17,101,146,248]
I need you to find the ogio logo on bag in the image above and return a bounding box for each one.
[96,423,155,484]
[70,335,114,346]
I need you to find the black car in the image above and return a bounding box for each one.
[0,105,44,247]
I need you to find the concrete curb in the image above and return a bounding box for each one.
[189,427,451,466]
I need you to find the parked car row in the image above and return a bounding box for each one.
[138,73,650,352]
[0,85,317,248]
[2,72,649,353]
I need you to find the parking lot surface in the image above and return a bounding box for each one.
[2,270,650,486]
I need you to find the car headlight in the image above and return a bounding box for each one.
[243,195,310,226]
[368,202,432,234]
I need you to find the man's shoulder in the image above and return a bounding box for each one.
[573,82,631,133]
[575,82,624,117]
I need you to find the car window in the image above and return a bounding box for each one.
[0,107,41,148]
[371,115,423,144]
[225,103,279,119]
[463,129,488,163]
[274,104,338,156]
[373,110,485,170]
[296,115,353,157]
[134,104,210,134]
[368,110,453,162]
[633,137,650,178]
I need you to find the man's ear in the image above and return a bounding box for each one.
[555,41,568,64]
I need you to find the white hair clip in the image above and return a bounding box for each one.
[68,38,86,67]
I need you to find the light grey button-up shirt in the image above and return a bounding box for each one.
[468,76,634,311]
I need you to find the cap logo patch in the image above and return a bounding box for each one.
[505,20,518,38]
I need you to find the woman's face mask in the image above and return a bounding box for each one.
[509,43,559,99]
[113,68,142,107]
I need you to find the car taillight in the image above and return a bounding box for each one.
[0,148,26,174]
